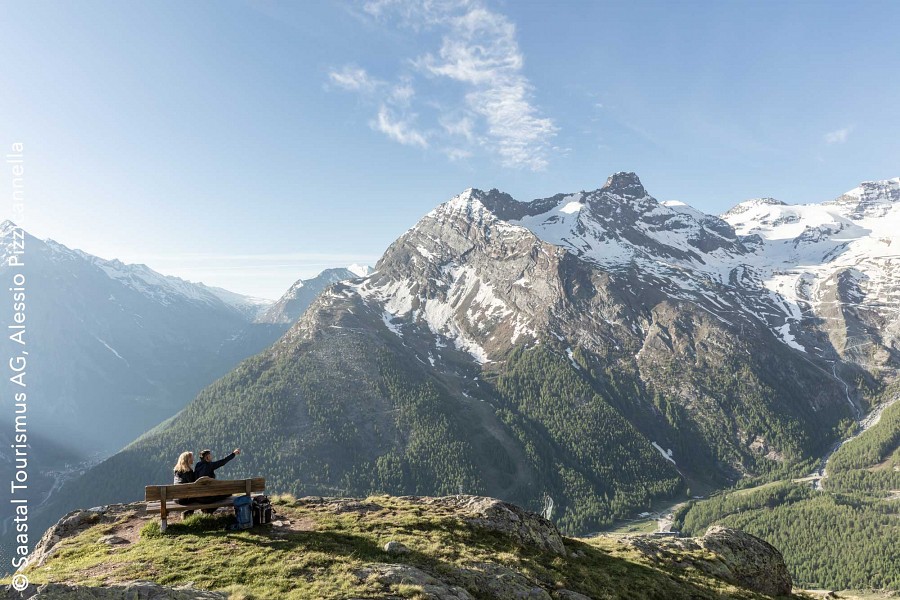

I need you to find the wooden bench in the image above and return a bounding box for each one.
[145,477,265,531]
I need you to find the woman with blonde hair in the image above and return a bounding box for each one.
[173,451,196,485]
[173,451,198,515]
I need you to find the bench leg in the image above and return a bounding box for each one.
[161,506,168,532]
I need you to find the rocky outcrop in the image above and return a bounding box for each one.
[257,266,370,325]
[411,496,566,555]
[697,526,792,597]
[620,526,792,597]
[29,503,144,569]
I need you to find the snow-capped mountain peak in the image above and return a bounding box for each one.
[258,265,375,325]
[720,197,787,219]
[600,171,648,199]
[347,263,374,277]
[2,226,273,319]
[331,174,900,375]
[827,177,900,219]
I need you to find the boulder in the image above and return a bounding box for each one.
[452,562,552,600]
[96,535,128,546]
[698,526,792,597]
[617,526,792,597]
[383,541,410,555]
[410,496,566,555]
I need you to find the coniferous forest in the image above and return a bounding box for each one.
[675,384,900,590]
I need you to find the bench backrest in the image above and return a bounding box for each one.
[145,477,265,502]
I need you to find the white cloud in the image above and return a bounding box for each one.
[362,0,471,25]
[390,80,416,107]
[417,5,556,170]
[444,147,473,161]
[372,105,428,148]
[327,65,382,93]
[440,114,475,141]
[824,126,853,144]
[334,0,556,170]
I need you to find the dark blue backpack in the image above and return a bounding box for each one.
[233,495,253,530]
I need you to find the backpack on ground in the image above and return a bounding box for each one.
[252,494,274,526]
[233,495,253,530]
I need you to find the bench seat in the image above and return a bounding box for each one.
[145,499,237,513]
[144,477,266,531]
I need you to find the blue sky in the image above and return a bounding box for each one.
[1,0,898,299]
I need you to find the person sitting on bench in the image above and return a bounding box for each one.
[172,451,199,516]
[195,448,241,513]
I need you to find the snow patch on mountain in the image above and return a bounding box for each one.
[720,179,900,360]
[652,442,677,465]
[352,265,500,365]
[348,263,374,277]
[343,175,899,368]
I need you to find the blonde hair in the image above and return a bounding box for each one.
[173,451,194,474]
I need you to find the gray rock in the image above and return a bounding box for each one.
[29,503,145,569]
[619,526,792,597]
[410,496,566,555]
[452,562,551,600]
[259,267,370,325]
[357,564,474,600]
[96,535,128,546]
[698,526,792,597]
[383,541,410,555]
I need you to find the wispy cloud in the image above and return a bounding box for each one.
[390,80,416,107]
[372,105,429,147]
[440,114,475,141]
[444,147,473,161]
[417,6,556,170]
[824,126,853,144]
[327,65,383,93]
[331,0,557,170]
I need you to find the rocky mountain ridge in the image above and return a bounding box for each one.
[258,265,373,325]
[341,173,899,379]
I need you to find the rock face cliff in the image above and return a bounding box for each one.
[6,495,792,599]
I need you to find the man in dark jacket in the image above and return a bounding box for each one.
[195,448,240,479]
[195,448,241,512]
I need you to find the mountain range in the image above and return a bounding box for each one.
[0,221,271,455]
[41,173,899,544]
[0,221,373,456]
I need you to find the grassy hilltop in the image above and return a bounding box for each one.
[6,494,799,600]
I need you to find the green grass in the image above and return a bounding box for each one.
[7,495,785,600]
[604,518,659,534]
